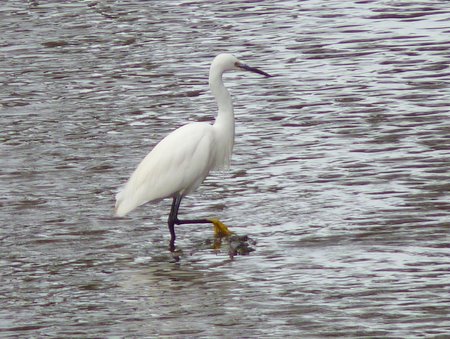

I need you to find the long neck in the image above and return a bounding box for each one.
[209,67,235,168]
[209,69,234,126]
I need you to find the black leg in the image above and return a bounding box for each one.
[175,218,211,225]
[167,196,181,252]
[167,195,230,251]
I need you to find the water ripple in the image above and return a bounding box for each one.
[1,0,449,337]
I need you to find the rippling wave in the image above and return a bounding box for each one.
[1,1,449,337]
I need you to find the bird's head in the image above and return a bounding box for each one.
[212,53,272,77]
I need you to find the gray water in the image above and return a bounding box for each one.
[1,0,450,337]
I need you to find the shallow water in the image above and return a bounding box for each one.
[1,0,449,337]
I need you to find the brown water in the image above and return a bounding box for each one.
[1,0,450,337]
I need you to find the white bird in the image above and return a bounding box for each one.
[115,53,271,251]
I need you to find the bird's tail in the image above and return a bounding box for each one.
[114,184,149,217]
[114,188,129,217]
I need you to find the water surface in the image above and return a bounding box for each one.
[1,0,449,337]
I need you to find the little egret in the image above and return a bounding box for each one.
[115,53,271,252]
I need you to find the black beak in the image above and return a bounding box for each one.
[237,62,272,77]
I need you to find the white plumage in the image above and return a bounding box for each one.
[115,122,218,217]
[114,53,271,250]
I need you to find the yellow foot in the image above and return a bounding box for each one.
[208,218,234,238]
